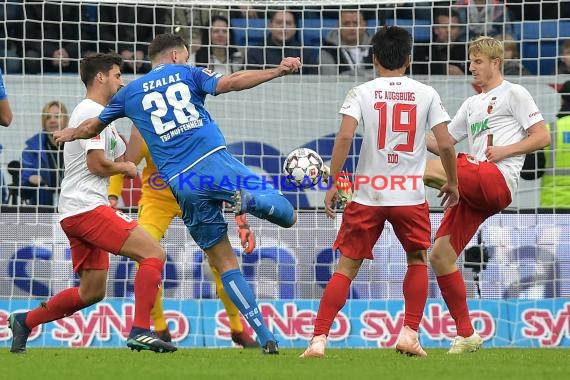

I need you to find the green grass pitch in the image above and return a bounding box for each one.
[1,348,569,380]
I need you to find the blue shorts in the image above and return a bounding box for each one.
[169,149,283,250]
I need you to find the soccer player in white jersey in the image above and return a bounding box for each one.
[300,26,459,358]
[8,53,176,354]
[425,36,550,354]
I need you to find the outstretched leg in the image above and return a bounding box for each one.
[9,269,104,354]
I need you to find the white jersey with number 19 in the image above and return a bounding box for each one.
[340,76,450,206]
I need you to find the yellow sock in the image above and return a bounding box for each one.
[212,265,243,332]
[151,286,168,331]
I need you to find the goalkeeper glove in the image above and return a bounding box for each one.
[235,214,256,254]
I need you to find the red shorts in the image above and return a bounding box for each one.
[435,154,512,254]
[60,205,137,273]
[333,201,431,260]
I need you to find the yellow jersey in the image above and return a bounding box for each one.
[109,139,178,207]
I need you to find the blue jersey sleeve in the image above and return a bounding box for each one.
[190,67,222,97]
[98,86,127,125]
[0,67,7,100]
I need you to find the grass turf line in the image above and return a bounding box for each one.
[0,348,568,380]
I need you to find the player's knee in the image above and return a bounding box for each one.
[406,250,427,264]
[428,248,456,273]
[83,288,106,305]
[279,210,297,228]
[287,211,297,227]
[148,243,166,261]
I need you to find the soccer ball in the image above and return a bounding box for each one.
[283,148,324,188]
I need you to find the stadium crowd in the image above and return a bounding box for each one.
[1,1,570,76]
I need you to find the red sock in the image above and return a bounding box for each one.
[133,258,164,330]
[25,287,86,329]
[313,272,352,337]
[437,271,474,337]
[403,264,428,331]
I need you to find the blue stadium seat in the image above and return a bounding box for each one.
[231,18,266,46]
[511,20,570,75]
[513,20,570,41]
[521,41,557,75]
[301,18,338,46]
[383,19,431,43]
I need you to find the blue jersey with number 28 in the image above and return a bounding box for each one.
[99,64,224,181]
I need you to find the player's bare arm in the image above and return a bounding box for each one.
[215,57,301,95]
[432,122,459,209]
[53,117,107,143]
[485,121,550,163]
[86,149,137,178]
[0,68,12,127]
[424,160,447,190]
[324,115,358,219]
[124,125,144,165]
[0,98,13,127]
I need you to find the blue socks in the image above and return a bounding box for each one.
[221,269,275,346]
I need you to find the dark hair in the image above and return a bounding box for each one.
[195,15,238,67]
[371,26,412,70]
[148,33,189,61]
[267,7,298,26]
[80,53,123,87]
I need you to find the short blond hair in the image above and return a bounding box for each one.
[469,36,504,66]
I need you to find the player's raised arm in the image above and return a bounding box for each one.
[485,120,550,162]
[215,57,301,95]
[53,117,107,144]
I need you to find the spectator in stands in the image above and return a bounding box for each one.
[118,44,151,74]
[454,0,513,39]
[412,8,467,75]
[194,15,243,74]
[553,40,570,75]
[320,7,374,76]
[540,81,570,208]
[19,1,82,74]
[499,35,532,75]
[44,47,79,74]
[245,8,318,74]
[20,101,68,206]
[172,5,264,28]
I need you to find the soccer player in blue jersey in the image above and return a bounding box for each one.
[54,33,301,354]
[0,67,13,127]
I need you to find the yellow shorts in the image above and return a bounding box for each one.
[138,200,182,241]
